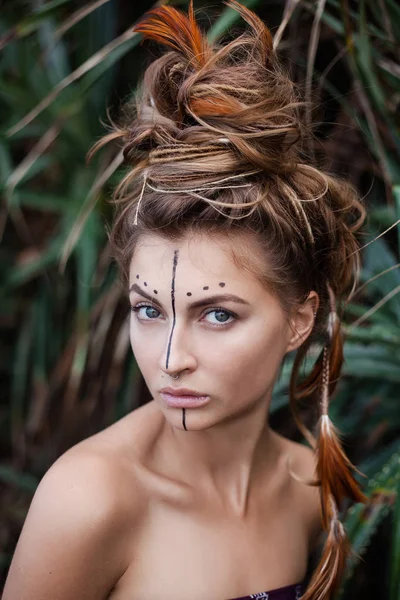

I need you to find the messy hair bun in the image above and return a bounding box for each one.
[90,1,367,598]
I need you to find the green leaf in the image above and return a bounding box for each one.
[17,191,70,213]
[357,0,387,112]
[359,440,400,479]
[336,449,400,597]
[394,185,400,255]
[10,309,33,448]
[79,32,142,95]
[16,0,72,38]
[344,342,399,371]
[389,469,400,599]
[362,237,400,321]
[4,236,64,288]
[344,324,400,346]
[0,466,38,492]
[207,0,261,42]
[0,140,12,186]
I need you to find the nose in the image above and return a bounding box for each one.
[159,322,197,377]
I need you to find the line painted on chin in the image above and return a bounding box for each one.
[182,408,187,430]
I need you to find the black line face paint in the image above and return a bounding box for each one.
[165,249,179,370]
[182,408,187,430]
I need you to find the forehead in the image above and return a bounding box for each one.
[129,231,259,287]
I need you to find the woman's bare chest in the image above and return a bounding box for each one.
[108,487,309,600]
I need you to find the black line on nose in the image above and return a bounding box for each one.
[165,249,179,369]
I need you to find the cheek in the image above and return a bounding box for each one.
[129,321,160,370]
[205,319,287,390]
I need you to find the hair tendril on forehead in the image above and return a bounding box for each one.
[134,170,263,226]
[134,168,149,226]
[147,169,262,191]
[145,181,253,194]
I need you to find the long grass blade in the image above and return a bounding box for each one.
[305,0,327,152]
[6,27,138,137]
[5,121,62,206]
[59,149,124,271]
[0,0,72,51]
[54,0,111,41]
[273,0,301,49]
[207,0,260,43]
[348,285,400,329]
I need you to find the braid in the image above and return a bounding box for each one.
[289,286,368,600]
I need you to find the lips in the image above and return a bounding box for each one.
[159,387,210,408]
[160,387,205,396]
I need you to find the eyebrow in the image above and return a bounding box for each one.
[129,283,250,309]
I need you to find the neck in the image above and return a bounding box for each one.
[158,394,285,517]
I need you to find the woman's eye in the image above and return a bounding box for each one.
[131,304,161,320]
[203,308,235,326]
[130,305,235,326]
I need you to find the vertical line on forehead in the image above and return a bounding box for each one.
[165,249,179,369]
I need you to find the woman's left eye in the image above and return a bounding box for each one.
[203,308,235,326]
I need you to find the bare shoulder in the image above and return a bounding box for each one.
[90,399,163,463]
[46,438,147,515]
[2,440,145,600]
[279,435,323,552]
[289,439,318,480]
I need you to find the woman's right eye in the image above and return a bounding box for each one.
[131,304,161,320]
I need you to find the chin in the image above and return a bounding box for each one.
[159,403,218,431]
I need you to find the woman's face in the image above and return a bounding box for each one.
[128,231,313,430]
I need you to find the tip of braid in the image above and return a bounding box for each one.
[316,414,368,530]
[299,499,352,600]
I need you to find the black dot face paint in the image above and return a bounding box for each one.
[203,286,209,290]
[165,250,179,370]
[154,290,158,294]
[136,274,139,279]
[187,292,192,297]
[219,282,226,287]
[144,282,147,286]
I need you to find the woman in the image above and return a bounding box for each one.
[3,2,368,599]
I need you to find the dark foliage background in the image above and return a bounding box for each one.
[0,0,399,597]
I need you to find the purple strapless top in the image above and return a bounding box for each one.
[227,581,304,600]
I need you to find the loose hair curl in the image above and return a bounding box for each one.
[89,2,368,598]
